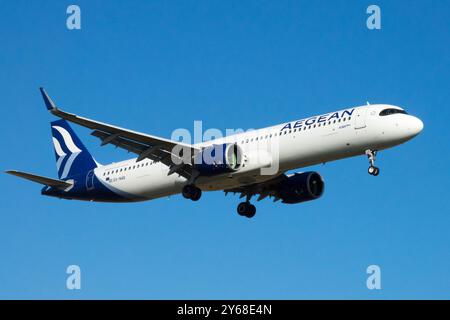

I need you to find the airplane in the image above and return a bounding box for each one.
[6,88,424,218]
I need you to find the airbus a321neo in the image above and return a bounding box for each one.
[6,88,423,218]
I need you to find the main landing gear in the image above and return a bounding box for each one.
[237,201,256,218]
[182,184,202,201]
[365,149,380,176]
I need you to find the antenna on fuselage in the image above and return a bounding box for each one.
[366,101,371,106]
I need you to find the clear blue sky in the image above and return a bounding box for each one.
[0,0,449,299]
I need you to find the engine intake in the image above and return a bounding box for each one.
[277,171,324,204]
[194,143,243,176]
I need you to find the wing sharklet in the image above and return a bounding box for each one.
[39,87,57,110]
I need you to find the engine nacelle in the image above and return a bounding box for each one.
[194,143,243,176]
[277,172,324,204]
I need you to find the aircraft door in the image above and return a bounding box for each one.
[354,108,368,130]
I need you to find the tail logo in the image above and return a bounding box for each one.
[52,125,82,179]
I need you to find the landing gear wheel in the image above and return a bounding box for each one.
[182,185,193,199]
[373,167,380,176]
[190,188,202,201]
[368,166,380,176]
[237,202,249,216]
[182,185,202,201]
[237,202,256,218]
[365,149,380,176]
[246,204,256,218]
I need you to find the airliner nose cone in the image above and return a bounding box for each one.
[409,117,424,136]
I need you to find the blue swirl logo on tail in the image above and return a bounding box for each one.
[50,119,97,179]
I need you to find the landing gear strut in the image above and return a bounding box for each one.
[365,149,380,176]
[182,184,202,201]
[237,201,256,218]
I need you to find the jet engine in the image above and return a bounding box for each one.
[277,171,324,204]
[194,143,243,176]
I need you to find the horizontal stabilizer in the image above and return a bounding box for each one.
[5,170,72,189]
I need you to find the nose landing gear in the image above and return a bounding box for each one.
[365,149,380,176]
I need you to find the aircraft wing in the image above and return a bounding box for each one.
[40,88,200,179]
[6,170,73,190]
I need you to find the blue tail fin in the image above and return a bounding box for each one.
[50,119,98,179]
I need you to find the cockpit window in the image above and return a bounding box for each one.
[379,108,408,116]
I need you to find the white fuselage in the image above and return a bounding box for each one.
[93,104,423,201]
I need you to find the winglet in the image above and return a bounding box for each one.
[39,87,57,111]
